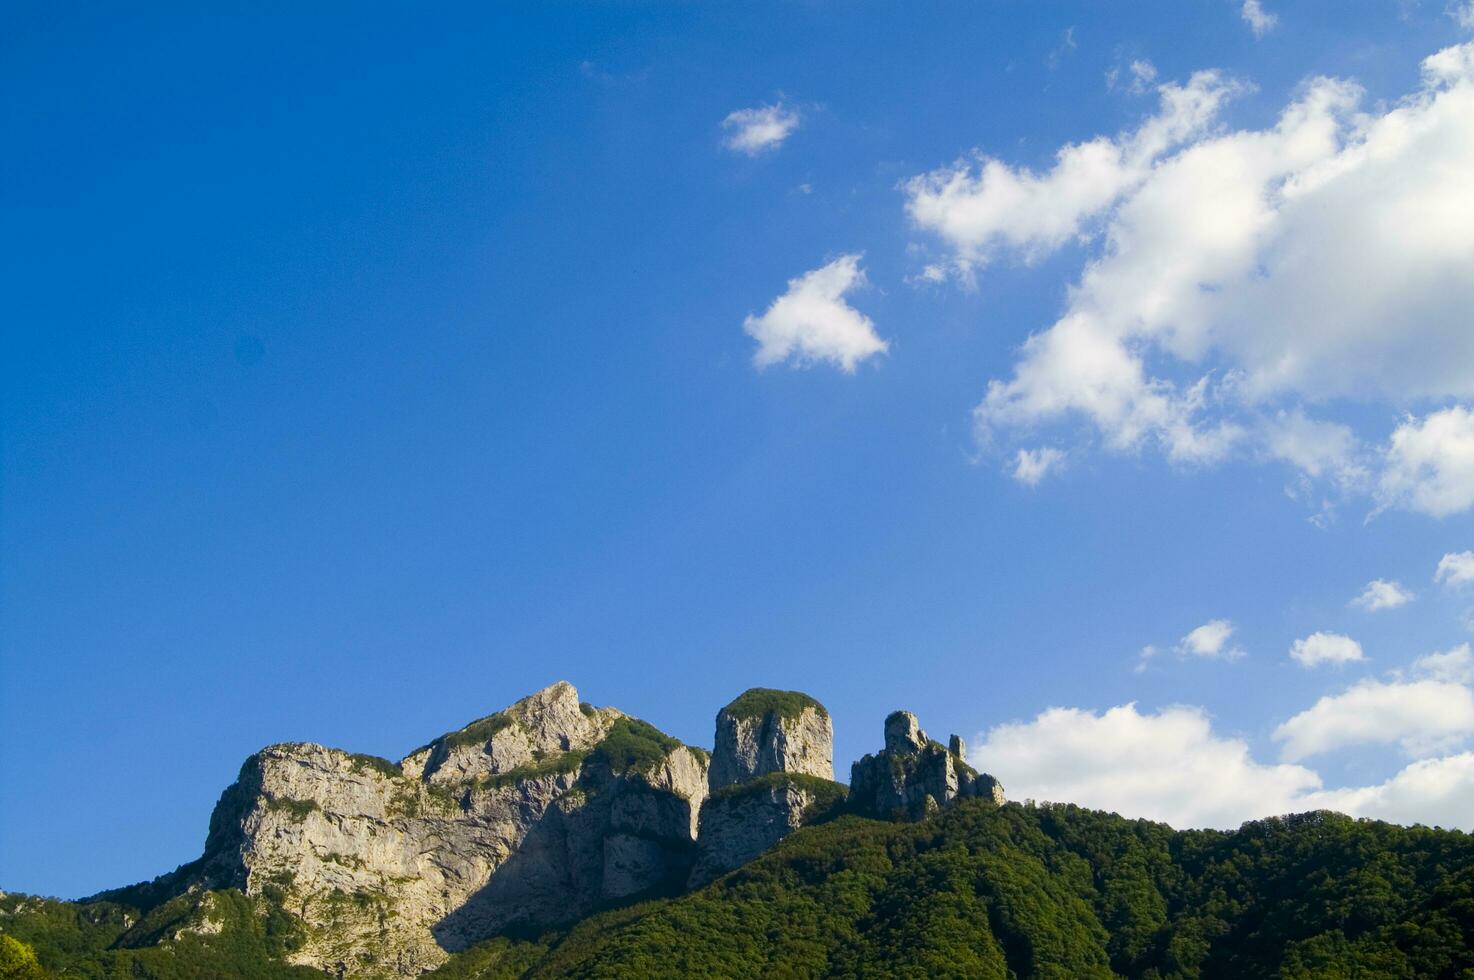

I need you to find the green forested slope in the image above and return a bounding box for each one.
[6,801,1474,979]
[434,803,1474,979]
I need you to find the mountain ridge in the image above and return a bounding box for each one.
[5,682,1474,979]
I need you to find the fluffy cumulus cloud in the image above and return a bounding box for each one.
[1272,678,1474,761]
[907,43,1474,515]
[1011,447,1066,486]
[1240,0,1278,36]
[1437,551,1474,587]
[974,704,1320,829]
[1177,619,1244,660]
[974,701,1474,830]
[743,255,887,372]
[1351,578,1415,611]
[722,103,800,155]
[1289,631,1365,668]
[1378,407,1474,517]
[1308,753,1474,829]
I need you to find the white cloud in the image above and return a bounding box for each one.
[1012,447,1066,486]
[1178,619,1244,660]
[1454,1,1474,30]
[1134,644,1160,674]
[1107,60,1159,95]
[908,43,1474,515]
[1241,0,1278,37]
[974,702,1474,830]
[1272,678,1474,761]
[1307,752,1474,828]
[722,103,800,155]
[743,255,887,372]
[1289,631,1365,668]
[974,704,1321,828]
[1046,27,1078,70]
[1413,643,1474,684]
[1437,550,1474,587]
[905,70,1242,278]
[1351,579,1415,611]
[1378,407,1474,517]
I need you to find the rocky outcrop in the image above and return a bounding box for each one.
[107,685,1009,978]
[137,682,709,978]
[691,690,843,888]
[849,711,1004,820]
[708,689,833,790]
[687,774,846,888]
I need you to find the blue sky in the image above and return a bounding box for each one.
[4,1,1474,898]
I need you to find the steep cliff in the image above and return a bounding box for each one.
[707,688,833,789]
[691,689,844,887]
[116,682,708,978]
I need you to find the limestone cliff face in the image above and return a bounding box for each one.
[707,689,833,790]
[117,684,1007,978]
[692,690,844,888]
[849,711,1004,820]
[171,682,708,978]
[686,774,845,889]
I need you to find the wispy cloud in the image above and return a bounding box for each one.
[722,102,800,155]
[1178,619,1245,661]
[1351,579,1415,611]
[1436,551,1474,588]
[1011,447,1066,486]
[1240,0,1278,37]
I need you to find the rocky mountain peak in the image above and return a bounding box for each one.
[402,680,622,784]
[852,709,1004,820]
[708,688,834,790]
[884,710,927,753]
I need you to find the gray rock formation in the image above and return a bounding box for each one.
[687,774,846,889]
[691,689,844,888]
[849,710,1004,820]
[708,688,833,790]
[107,685,1007,979]
[134,682,709,978]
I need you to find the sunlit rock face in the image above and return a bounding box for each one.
[707,688,834,790]
[144,682,708,978]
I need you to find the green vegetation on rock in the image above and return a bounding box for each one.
[721,688,827,723]
[265,796,320,820]
[348,753,404,779]
[475,750,589,791]
[588,718,685,777]
[428,713,514,755]
[708,772,849,823]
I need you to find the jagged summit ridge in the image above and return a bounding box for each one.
[105,681,1003,979]
[401,679,624,783]
[851,709,1005,819]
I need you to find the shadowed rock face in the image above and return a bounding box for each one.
[850,711,1005,820]
[708,688,834,790]
[136,682,708,978]
[687,775,846,889]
